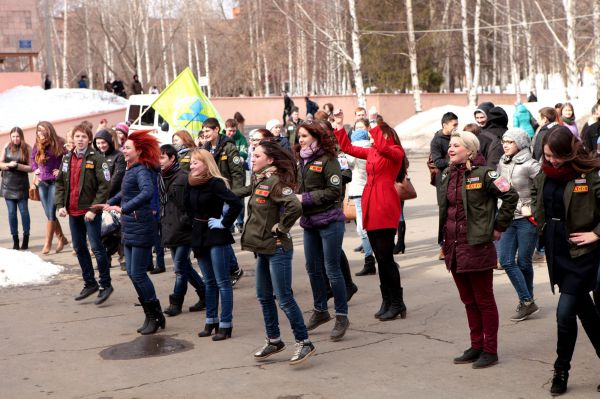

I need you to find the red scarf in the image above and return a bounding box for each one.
[541,160,576,184]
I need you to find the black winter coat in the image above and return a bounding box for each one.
[479,106,508,168]
[430,130,450,204]
[93,130,126,198]
[186,177,242,256]
[160,169,191,248]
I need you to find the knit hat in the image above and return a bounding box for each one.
[265,119,281,132]
[474,101,494,117]
[502,128,530,150]
[115,122,129,136]
[351,128,369,142]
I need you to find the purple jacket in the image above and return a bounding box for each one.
[31,145,64,182]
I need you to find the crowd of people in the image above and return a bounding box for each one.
[1,97,600,393]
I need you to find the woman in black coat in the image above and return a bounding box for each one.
[531,126,600,396]
[186,149,242,341]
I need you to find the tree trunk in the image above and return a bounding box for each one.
[43,0,54,82]
[520,0,536,96]
[564,0,578,99]
[405,0,421,113]
[62,0,68,88]
[160,5,169,86]
[594,0,600,99]
[348,0,366,107]
[143,8,150,89]
[203,34,211,97]
[491,3,497,92]
[285,0,293,94]
[506,0,519,100]
[460,0,474,106]
[84,5,92,88]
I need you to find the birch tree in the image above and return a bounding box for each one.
[519,0,536,96]
[62,0,68,87]
[347,0,366,107]
[460,0,481,106]
[593,0,600,99]
[505,0,519,99]
[405,0,421,113]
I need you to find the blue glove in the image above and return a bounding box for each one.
[208,217,225,229]
[222,203,230,216]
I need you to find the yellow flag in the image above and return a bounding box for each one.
[151,67,222,136]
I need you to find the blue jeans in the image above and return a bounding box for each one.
[197,245,233,328]
[303,220,348,316]
[69,213,111,288]
[235,206,245,227]
[5,198,30,236]
[171,245,205,297]
[353,197,373,257]
[498,218,537,302]
[225,244,239,272]
[37,180,57,221]
[256,248,308,342]
[152,219,165,269]
[124,244,157,302]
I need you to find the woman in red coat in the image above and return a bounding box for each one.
[333,111,406,320]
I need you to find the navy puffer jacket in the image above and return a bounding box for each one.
[108,163,156,247]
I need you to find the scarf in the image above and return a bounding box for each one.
[299,141,320,160]
[561,116,575,125]
[188,169,211,186]
[541,160,576,184]
[252,165,277,185]
[158,160,180,207]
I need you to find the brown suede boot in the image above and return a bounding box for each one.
[41,221,54,254]
[55,220,69,253]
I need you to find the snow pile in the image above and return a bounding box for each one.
[0,86,127,131]
[0,248,63,287]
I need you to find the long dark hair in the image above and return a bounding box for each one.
[8,126,30,162]
[377,120,402,146]
[542,126,600,173]
[257,140,297,194]
[35,121,64,164]
[293,122,337,159]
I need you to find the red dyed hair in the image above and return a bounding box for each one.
[127,130,160,168]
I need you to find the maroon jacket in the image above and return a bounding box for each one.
[443,160,497,273]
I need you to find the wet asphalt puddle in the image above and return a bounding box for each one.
[99,335,194,360]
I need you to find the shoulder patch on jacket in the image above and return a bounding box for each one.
[282,187,293,195]
[493,176,510,192]
[232,156,241,165]
[487,171,499,179]
[330,175,340,185]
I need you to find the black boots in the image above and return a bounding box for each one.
[550,369,568,396]
[212,327,233,341]
[355,255,376,276]
[12,235,19,250]
[163,295,184,316]
[189,290,206,312]
[139,300,166,335]
[594,290,600,316]
[393,221,406,254]
[379,287,407,321]
[374,285,391,319]
[21,234,29,250]
[198,323,219,337]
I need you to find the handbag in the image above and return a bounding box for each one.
[395,176,417,201]
[28,178,40,201]
[343,197,356,221]
[427,153,438,186]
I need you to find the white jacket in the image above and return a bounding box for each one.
[345,139,371,197]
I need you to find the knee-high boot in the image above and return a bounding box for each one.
[340,250,358,301]
[54,220,69,253]
[594,290,600,317]
[393,221,406,254]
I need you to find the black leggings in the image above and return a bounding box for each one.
[367,229,402,292]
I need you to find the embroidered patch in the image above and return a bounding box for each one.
[338,156,349,170]
[103,169,111,182]
[101,162,108,170]
[232,156,241,165]
[465,183,483,190]
[85,165,94,169]
[220,155,228,161]
[258,184,270,190]
[573,185,589,193]
[180,158,190,163]
[314,161,323,166]
[575,178,586,184]
[493,176,511,192]
[86,160,94,165]
[487,171,499,179]
[309,165,323,172]
[62,162,68,172]
[255,189,270,197]
[256,197,266,204]
[330,175,341,185]
[467,177,480,183]
[282,187,293,196]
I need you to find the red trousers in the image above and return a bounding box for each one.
[451,269,499,354]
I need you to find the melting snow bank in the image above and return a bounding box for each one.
[0,86,127,132]
[0,248,64,287]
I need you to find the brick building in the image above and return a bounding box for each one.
[0,0,39,72]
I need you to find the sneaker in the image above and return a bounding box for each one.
[289,341,315,365]
[230,267,244,287]
[550,369,568,396]
[306,310,332,331]
[472,352,498,369]
[94,286,114,305]
[254,340,285,360]
[330,315,349,341]
[510,300,540,322]
[75,284,99,301]
[453,347,482,364]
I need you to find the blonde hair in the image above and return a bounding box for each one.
[450,131,480,170]
[190,149,229,188]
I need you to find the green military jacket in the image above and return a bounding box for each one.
[207,136,245,190]
[285,118,303,146]
[298,153,343,216]
[439,165,518,245]
[531,170,600,258]
[234,173,301,254]
[178,151,191,171]
[55,147,110,212]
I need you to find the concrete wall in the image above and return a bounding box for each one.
[212,93,526,128]
[0,72,41,92]
[0,108,127,148]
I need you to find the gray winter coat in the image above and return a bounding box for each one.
[496,148,540,219]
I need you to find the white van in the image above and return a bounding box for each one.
[125,94,174,143]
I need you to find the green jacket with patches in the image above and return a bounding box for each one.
[438,165,518,245]
[531,170,600,258]
[222,129,249,160]
[55,147,110,212]
[205,135,245,190]
[298,153,343,216]
[234,172,301,254]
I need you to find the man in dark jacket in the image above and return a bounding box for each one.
[431,112,458,258]
[55,123,113,305]
[479,106,508,168]
[93,129,126,198]
[581,104,600,154]
[283,91,294,123]
[131,74,144,95]
[305,95,319,117]
[285,106,304,145]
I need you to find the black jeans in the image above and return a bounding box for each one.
[367,229,402,294]
[555,292,600,371]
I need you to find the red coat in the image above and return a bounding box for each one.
[334,126,404,231]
